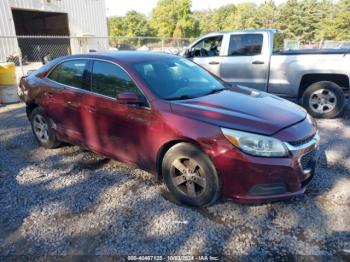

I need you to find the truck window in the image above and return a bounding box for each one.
[273,33,285,52]
[191,36,223,57]
[228,34,263,56]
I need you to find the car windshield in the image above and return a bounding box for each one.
[131,57,225,100]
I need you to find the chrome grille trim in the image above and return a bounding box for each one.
[284,133,320,153]
[288,134,315,147]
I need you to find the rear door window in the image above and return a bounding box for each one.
[228,34,263,56]
[48,59,89,89]
[91,60,142,98]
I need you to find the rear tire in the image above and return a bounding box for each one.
[302,81,345,118]
[162,142,221,207]
[30,107,60,149]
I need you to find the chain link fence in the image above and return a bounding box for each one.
[0,35,192,80]
[2,35,350,82]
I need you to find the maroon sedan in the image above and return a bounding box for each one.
[19,52,320,206]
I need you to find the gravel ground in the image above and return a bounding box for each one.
[0,102,349,260]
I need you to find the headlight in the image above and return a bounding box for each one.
[221,128,289,157]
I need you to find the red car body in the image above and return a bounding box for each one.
[19,52,319,203]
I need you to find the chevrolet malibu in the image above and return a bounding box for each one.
[19,52,320,206]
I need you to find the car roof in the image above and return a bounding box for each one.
[59,51,178,65]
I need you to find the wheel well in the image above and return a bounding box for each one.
[26,103,39,119]
[156,140,199,181]
[299,74,349,98]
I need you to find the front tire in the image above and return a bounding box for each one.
[162,143,221,207]
[30,107,60,149]
[302,81,345,118]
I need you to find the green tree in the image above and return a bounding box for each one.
[177,0,196,37]
[173,21,183,38]
[213,4,237,30]
[150,0,196,38]
[256,0,277,28]
[334,0,350,40]
[108,16,124,36]
[107,0,350,43]
[123,11,154,36]
[299,0,322,43]
[108,11,153,37]
[320,0,350,40]
[193,10,217,34]
[277,0,304,40]
[230,3,259,29]
[315,0,336,41]
[192,5,236,35]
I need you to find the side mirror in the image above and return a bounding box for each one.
[182,48,192,58]
[116,92,141,105]
[42,54,52,65]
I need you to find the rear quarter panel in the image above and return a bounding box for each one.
[268,53,350,97]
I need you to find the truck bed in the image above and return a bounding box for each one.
[274,49,350,55]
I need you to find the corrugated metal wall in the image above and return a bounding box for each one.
[0,0,108,61]
[0,0,18,61]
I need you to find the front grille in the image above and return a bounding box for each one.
[288,134,315,147]
[300,150,316,171]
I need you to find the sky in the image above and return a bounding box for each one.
[106,0,286,17]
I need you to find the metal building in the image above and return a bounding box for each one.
[0,0,108,62]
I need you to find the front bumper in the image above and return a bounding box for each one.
[213,133,320,203]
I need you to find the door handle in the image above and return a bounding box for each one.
[252,60,265,65]
[66,101,79,109]
[87,106,97,113]
[208,61,220,65]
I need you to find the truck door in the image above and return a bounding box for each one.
[189,35,224,77]
[220,33,269,91]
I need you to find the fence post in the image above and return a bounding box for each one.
[296,38,300,49]
[18,48,24,77]
[319,39,323,49]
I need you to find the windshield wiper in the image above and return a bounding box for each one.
[204,87,226,96]
[165,88,226,101]
[165,95,195,101]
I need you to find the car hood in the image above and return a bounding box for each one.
[170,87,307,135]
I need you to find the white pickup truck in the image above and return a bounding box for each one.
[182,29,350,118]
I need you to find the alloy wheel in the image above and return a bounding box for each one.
[308,89,337,114]
[33,114,49,143]
[170,157,206,197]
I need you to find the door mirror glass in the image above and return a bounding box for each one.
[116,92,141,104]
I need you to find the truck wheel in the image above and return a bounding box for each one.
[30,107,60,149]
[162,142,221,207]
[302,81,345,118]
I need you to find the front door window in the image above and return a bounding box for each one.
[191,36,223,57]
[91,60,143,98]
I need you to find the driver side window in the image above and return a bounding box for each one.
[192,36,223,57]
